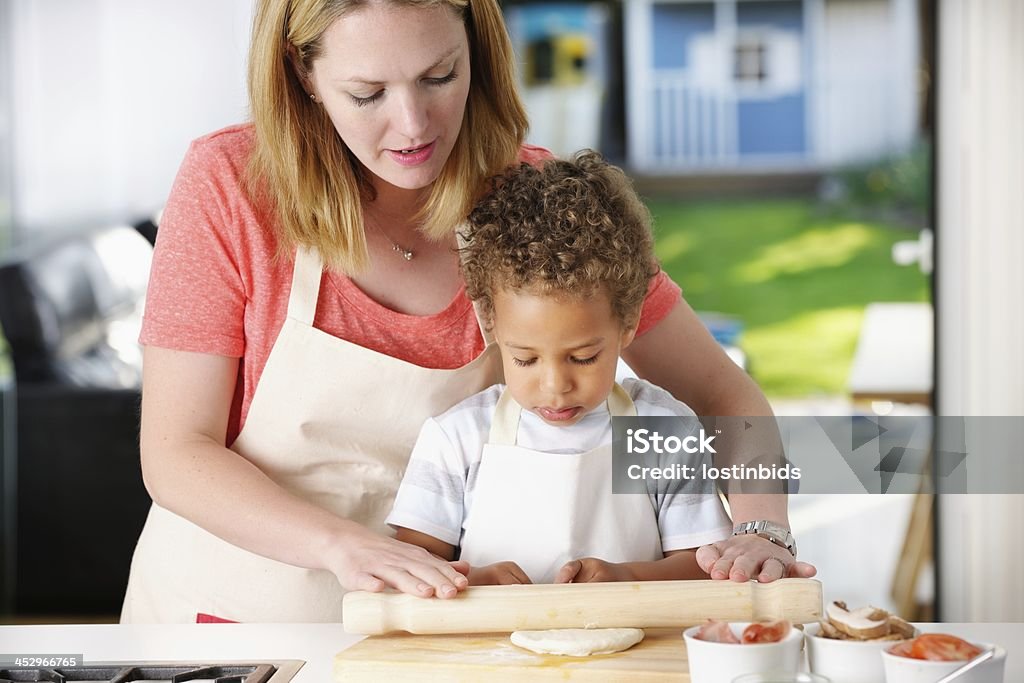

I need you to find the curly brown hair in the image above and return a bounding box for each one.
[461,150,659,330]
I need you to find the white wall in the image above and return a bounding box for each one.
[937,0,1024,621]
[0,2,13,247]
[8,0,253,238]
[811,0,920,164]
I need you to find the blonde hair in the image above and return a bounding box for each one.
[462,151,659,331]
[246,0,528,272]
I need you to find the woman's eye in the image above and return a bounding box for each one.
[350,91,383,107]
[426,69,458,87]
[572,354,599,366]
[512,357,536,367]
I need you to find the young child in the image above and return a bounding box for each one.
[386,151,732,586]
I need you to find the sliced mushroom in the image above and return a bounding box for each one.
[887,614,917,639]
[817,619,845,639]
[826,600,891,639]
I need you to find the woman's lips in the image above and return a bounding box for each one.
[387,140,436,167]
[537,406,582,422]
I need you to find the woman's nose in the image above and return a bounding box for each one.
[393,92,429,140]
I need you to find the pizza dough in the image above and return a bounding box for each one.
[510,627,645,656]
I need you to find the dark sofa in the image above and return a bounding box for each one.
[0,225,155,618]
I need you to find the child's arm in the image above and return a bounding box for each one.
[395,527,456,561]
[553,550,709,583]
[395,527,533,585]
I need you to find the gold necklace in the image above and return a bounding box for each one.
[388,240,415,261]
[369,220,415,261]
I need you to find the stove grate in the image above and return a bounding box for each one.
[0,664,277,683]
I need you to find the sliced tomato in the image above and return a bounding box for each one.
[887,641,916,658]
[695,619,740,643]
[742,619,792,644]
[908,634,982,661]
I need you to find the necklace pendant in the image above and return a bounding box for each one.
[393,243,414,261]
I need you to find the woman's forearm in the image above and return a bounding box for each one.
[139,346,356,574]
[143,437,355,573]
[624,301,790,528]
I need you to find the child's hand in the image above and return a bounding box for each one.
[468,561,532,585]
[554,558,635,583]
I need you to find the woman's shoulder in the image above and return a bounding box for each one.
[182,123,256,175]
[171,122,272,223]
[192,122,256,150]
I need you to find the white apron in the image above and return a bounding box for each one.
[121,246,502,622]
[459,383,664,584]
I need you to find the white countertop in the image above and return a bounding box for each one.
[0,622,1020,680]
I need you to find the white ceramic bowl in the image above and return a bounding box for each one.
[682,622,803,683]
[804,621,917,683]
[881,641,1006,683]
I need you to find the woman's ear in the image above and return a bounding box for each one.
[286,44,318,100]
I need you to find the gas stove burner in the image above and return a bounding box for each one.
[0,660,304,683]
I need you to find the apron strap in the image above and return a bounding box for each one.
[488,381,637,446]
[288,246,323,326]
[489,386,522,446]
[455,224,496,347]
[608,382,638,417]
[470,301,496,347]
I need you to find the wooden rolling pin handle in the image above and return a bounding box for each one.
[342,578,822,635]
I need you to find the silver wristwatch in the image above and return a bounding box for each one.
[732,520,797,558]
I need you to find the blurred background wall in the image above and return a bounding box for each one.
[3,0,252,239]
[935,0,1024,623]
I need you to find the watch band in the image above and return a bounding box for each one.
[732,520,797,558]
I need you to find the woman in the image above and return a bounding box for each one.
[121,0,814,623]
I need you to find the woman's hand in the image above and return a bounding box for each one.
[696,535,817,583]
[467,561,532,585]
[554,558,635,583]
[326,522,469,598]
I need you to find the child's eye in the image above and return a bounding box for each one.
[350,90,384,107]
[571,354,599,366]
[512,357,536,367]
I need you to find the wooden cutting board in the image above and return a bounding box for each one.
[334,628,691,681]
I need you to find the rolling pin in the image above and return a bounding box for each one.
[343,578,822,635]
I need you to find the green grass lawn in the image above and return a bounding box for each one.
[648,198,930,398]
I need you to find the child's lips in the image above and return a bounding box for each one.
[537,406,582,422]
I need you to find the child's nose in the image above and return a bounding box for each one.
[542,365,573,394]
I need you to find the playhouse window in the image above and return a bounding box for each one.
[734,35,768,83]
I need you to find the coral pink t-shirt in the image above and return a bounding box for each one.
[141,124,682,444]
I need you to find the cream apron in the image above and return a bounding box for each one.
[459,383,664,584]
[121,246,502,622]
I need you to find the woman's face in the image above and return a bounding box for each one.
[309,3,471,193]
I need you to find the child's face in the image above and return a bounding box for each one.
[492,287,637,427]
